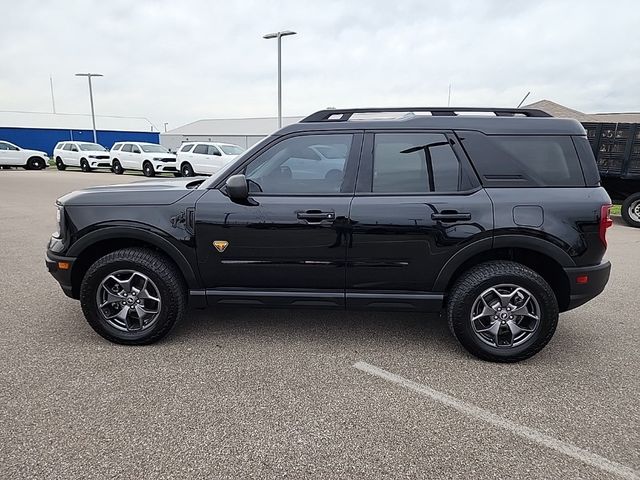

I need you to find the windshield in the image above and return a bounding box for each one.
[141,144,169,153]
[219,144,244,156]
[78,143,106,151]
[198,136,272,189]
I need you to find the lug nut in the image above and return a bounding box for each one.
[509,315,513,319]
[132,292,137,296]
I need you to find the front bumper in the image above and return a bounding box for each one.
[45,250,76,299]
[152,161,177,172]
[563,261,611,311]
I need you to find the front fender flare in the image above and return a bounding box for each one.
[67,226,200,289]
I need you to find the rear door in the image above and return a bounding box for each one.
[191,143,209,173]
[120,144,134,168]
[0,142,22,165]
[346,130,493,310]
[195,131,363,307]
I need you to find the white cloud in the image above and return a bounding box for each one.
[1,0,639,129]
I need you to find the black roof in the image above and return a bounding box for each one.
[277,107,586,135]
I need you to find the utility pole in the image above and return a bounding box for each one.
[49,75,56,114]
[263,30,297,128]
[75,73,103,143]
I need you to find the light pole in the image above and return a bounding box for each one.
[75,73,103,143]
[263,30,296,128]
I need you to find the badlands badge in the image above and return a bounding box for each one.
[213,240,229,253]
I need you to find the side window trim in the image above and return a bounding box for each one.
[214,131,364,196]
[356,130,479,195]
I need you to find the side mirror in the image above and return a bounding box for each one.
[225,174,248,201]
[213,150,222,156]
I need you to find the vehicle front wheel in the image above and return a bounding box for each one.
[181,163,194,177]
[26,157,46,170]
[621,193,640,228]
[56,157,66,171]
[80,158,92,172]
[79,247,186,345]
[112,159,124,175]
[447,261,558,363]
[143,162,155,177]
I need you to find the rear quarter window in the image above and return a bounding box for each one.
[458,131,585,187]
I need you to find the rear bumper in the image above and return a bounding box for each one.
[45,251,76,299]
[563,261,611,311]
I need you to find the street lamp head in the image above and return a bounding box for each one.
[263,30,297,39]
[75,73,104,77]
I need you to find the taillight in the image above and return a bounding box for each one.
[599,204,613,247]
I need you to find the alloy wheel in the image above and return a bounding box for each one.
[470,283,540,348]
[95,269,162,332]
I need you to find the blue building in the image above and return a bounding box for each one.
[0,111,160,155]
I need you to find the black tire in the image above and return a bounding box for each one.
[56,157,66,171]
[621,193,640,228]
[26,157,46,170]
[80,158,91,172]
[79,247,186,345]
[181,162,194,177]
[447,261,558,363]
[142,161,155,177]
[112,159,124,175]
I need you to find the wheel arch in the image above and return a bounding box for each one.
[435,236,574,312]
[68,227,200,298]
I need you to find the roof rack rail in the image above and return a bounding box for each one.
[300,107,552,122]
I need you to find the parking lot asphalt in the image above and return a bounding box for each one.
[0,168,638,479]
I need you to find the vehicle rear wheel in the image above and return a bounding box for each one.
[143,161,155,177]
[80,158,91,172]
[79,247,186,345]
[447,261,558,363]
[621,193,640,228]
[112,159,124,175]
[180,162,194,177]
[56,157,66,171]
[27,157,46,170]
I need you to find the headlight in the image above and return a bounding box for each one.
[153,157,161,161]
[88,155,97,158]
[53,203,65,239]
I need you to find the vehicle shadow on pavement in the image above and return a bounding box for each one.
[168,307,457,352]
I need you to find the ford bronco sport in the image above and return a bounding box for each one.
[46,107,612,362]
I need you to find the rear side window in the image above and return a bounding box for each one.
[459,131,585,187]
[112,143,122,151]
[122,144,132,152]
[63,144,73,151]
[193,144,208,154]
[372,133,461,193]
[180,144,194,152]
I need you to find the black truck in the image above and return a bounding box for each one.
[583,122,640,227]
[46,107,612,362]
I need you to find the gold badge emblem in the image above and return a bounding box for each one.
[213,240,229,252]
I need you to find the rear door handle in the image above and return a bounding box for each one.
[297,210,335,222]
[431,211,472,222]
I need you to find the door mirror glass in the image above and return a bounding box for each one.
[71,146,78,152]
[226,174,249,201]
[133,148,141,154]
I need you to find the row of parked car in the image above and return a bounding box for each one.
[0,139,245,177]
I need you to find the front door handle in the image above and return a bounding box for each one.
[431,211,472,222]
[297,210,335,222]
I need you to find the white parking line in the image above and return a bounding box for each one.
[353,361,639,480]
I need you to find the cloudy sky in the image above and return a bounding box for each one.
[1,0,639,130]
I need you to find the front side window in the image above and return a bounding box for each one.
[180,144,194,152]
[0,142,9,150]
[372,133,461,193]
[207,145,221,156]
[244,134,353,194]
[193,144,208,155]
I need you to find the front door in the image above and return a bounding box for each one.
[195,131,363,308]
[346,131,493,310]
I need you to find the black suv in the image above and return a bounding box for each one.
[46,107,612,362]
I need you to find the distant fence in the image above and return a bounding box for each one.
[0,127,160,155]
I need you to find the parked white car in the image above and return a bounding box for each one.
[110,142,177,176]
[176,142,244,177]
[53,141,110,172]
[0,140,48,170]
